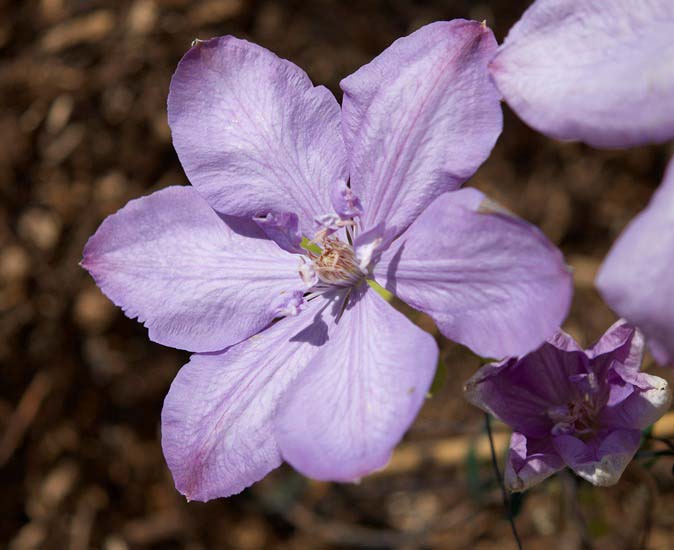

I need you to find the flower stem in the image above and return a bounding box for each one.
[485,413,522,550]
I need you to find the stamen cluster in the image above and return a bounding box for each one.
[310,239,364,287]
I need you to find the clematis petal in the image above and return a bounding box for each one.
[254,212,303,254]
[490,0,674,148]
[341,20,502,237]
[596,158,674,365]
[330,179,363,219]
[554,430,641,487]
[600,366,672,430]
[586,319,641,365]
[168,36,347,236]
[375,188,572,358]
[505,432,565,492]
[547,329,584,354]
[82,186,303,352]
[161,296,334,501]
[275,287,438,481]
[464,342,585,438]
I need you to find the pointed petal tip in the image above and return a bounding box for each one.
[168,33,345,235]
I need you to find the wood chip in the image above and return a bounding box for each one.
[41,11,115,53]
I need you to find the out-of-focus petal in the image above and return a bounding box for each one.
[161,296,333,501]
[490,0,674,148]
[375,188,572,358]
[341,20,502,237]
[505,432,565,492]
[554,430,641,486]
[168,36,347,235]
[596,159,674,365]
[81,186,302,352]
[275,288,438,481]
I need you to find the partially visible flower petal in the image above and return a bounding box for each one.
[168,36,347,236]
[464,343,584,438]
[586,319,642,366]
[375,188,572,358]
[341,20,502,237]
[505,432,565,492]
[161,296,333,502]
[596,158,674,365]
[354,225,385,273]
[271,290,305,317]
[330,179,363,219]
[314,213,342,232]
[583,320,644,383]
[82,186,302,352]
[554,430,641,487]
[275,287,438,481]
[547,329,584,353]
[601,366,672,430]
[254,212,303,254]
[490,0,674,148]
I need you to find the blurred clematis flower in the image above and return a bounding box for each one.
[489,0,674,365]
[597,158,674,366]
[465,321,672,491]
[82,21,572,501]
[489,0,674,148]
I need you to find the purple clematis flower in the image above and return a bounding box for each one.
[597,157,674,366]
[82,20,572,501]
[489,0,674,148]
[465,321,672,491]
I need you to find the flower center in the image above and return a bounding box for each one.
[547,394,600,438]
[312,238,364,287]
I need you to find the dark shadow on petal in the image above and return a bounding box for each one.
[289,315,329,347]
[289,296,340,346]
[217,212,268,240]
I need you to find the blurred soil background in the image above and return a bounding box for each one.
[2,0,674,548]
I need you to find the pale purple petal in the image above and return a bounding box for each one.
[161,297,332,501]
[583,320,644,382]
[275,288,438,481]
[375,188,572,358]
[330,179,363,219]
[586,319,642,364]
[547,329,584,353]
[491,0,674,148]
[254,212,303,254]
[168,36,347,235]
[554,430,641,486]
[271,290,305,317]
[341,20,502,236]
[596,158,674,365]
[82,186,302,352]
[600,367,672,430]
[505,432,564,492]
